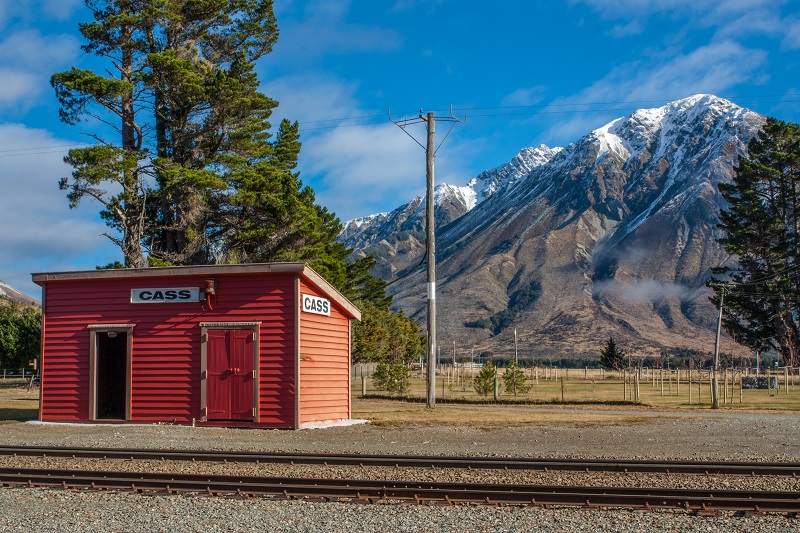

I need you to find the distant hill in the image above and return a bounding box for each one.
[340,95,764,359]
[0,281,40,307]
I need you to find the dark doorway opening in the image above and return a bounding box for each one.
[96,331,127,419]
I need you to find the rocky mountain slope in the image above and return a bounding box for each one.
[341,95,765,359]
[0,280,39,306]
[339,145,561,279]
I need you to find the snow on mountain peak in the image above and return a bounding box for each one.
[592,117,630,160]
[587,94,753,165]
[339,143,562,243]
[472,144,562,202]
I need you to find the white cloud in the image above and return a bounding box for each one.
[0,29,80,111]
[573,0,796,44]
[267,74,421,219]
[0,70,38,103]
[273,0,402,63]
[0,0,82,29]
[304,122,425,219]
[501,86,547,107]
[593,279,705,303]
[265,73,475,221]
[0,124,118,296]
[783,18,800,49]
[266,73,363,125]
[542,40,767,144]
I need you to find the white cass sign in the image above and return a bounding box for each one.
[131,287,201,303]
[301,294,330,316]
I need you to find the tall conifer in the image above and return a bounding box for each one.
[713,117,800,367]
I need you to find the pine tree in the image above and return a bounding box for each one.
[712,118,800,367]
[54,1,424,368]
[473,360,497,398]
[503,355,529,395]
[599,336,625,370]
[52,0,279,265]
[351,301,424,364]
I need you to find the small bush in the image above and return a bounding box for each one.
[473,360,497,398]
[372,362,411,395]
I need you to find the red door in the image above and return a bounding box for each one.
[207,329,254,421]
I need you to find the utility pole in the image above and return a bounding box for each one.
[389,107,465,408]
[712,288,725,409]
[422,111,437,408]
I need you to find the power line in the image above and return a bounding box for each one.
[298,93,800,131]
[5,92,799,155]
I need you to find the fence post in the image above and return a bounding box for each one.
[493,376,498,401]
[688,368,692,404]
[361,376,366,397]
[723,368,728,403]
[740,370,743,403]
[623,371,627,401]
[785,367,789,394]
[634,372,640,402]
[561,377,565,402]
[698,372,702,404]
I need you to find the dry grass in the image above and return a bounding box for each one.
[0,386,39,423]
[350,368,800,427]
[351,398,663,428]
[3,368,800,429]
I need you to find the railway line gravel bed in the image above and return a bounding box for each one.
[0,406,798,531]
[0,487,797,533]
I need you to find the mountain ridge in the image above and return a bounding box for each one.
[0,280,40,307]
[342,95,764,359]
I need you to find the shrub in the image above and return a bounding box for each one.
[372,362,410,395]
[473,360,497,398]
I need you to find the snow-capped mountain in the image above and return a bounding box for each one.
[338,144,561,278]
[344,95,765,358]
[0,280,39,306]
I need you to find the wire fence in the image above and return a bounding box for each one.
[353,364,800,406]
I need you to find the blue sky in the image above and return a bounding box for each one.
[2,0,800,297]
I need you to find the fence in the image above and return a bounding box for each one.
[0,369,35,380]
[353,363,800,406]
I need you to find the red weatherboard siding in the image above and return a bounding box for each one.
[298,279,351,425]
[40,273,297,427]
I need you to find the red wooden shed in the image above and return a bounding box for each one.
[32,263,361,429]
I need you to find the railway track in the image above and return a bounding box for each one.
[1,445,799,476]
[0,466,798,512]
[1,446,799,513]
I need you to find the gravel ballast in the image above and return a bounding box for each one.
[0,488,797,533]
[0,404,799,532]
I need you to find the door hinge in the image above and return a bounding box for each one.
[252,370,256,378]
[252,407,256,418]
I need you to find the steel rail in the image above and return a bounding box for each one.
[0,445,798,477]
[0,467,799,512]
